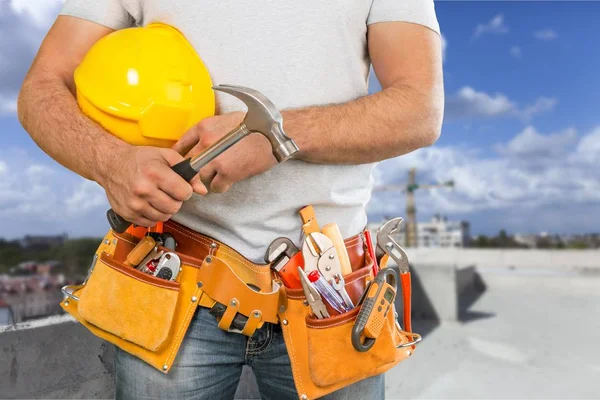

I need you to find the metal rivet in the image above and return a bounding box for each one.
[191,296,198,302]
[112,239,118,245]
[162,364,168,371]
[328,254,334,260]
[325,266,331,271]
[103,239,110,245]
[197,281,203,288]
[230,300,237,307]
[407,350,412,356]
[253,311,261,318]
[279,305,286,312]
[64,300,70,306]
[303,300,309,306]
[282,319,289,325]
[301,395,308,400]
[205,256,212,263]
[210,243,217,249]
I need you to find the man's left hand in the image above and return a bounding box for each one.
[173,112,278,194]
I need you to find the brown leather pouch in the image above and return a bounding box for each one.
[279,253,420,399]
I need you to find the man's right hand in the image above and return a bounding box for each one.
[99,146,207,228]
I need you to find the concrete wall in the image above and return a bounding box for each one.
[405,248,600,270]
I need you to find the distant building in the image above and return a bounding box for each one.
[19,234,68,249]
[0,272,66,324]
[368,215,470,248]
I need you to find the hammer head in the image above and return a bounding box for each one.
[213,85,299,162]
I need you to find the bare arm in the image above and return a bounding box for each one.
[174,22,443,193]
[18,16,198,227]
[18,16,123,182]
[287,22,444,164]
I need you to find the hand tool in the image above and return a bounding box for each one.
[322,223,353,276]
[125,235,157,267]
[298,267,330,319]
[107,84,300,233]
[331,272,354,310]
[299,205,320,235]
[264,237,303,289]
[362,230,379,276]
[153,252,181,281]
[137,247,164,274]
[307,270,348,314]
[160,233,177,251]
[352,267,398,352]
[302,232,343,282]
[376,218,412,332]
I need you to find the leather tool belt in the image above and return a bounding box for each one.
[61,216,419,400]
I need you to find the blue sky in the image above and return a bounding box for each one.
[1,1,599,238]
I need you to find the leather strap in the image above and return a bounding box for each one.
[299,205,320,235]
[161,220,366,273]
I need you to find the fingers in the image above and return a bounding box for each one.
[189,175,208,195]
[172,125,201,155]
[210,174,232,194]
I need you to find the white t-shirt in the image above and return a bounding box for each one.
[60,0,440,262]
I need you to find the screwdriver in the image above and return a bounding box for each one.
[307,270,348,314]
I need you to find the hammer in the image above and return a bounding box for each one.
[107,84,300,233]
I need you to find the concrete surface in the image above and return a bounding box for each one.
[388,267,600,399]
[406,248,600,271]
[2,265,599,399]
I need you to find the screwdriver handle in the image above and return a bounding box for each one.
[106,158,197,233]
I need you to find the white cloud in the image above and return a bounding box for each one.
[0,148,109,237]
[534,29,558,41]
[510,46,522,58]
[368,126,600,225]
[0,95,17,115]
[441,34,447,62]
[445,87,515,119]
[473,14,509,38]
[445,87,557,121]
[496,126,577,159]
[0,0,65,115]
[518,97,558,121]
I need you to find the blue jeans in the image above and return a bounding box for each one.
[115,306,384,399]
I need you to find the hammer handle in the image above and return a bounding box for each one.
[106,158,198,233]
[106,123,251,233]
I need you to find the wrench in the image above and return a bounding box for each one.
[376,218,409,274]
[264,237,303,289]
[376,217,412,332]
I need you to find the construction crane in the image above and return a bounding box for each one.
[373,167,454,248]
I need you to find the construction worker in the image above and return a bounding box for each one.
[18,1,443,399]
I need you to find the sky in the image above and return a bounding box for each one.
[1,1,599,239]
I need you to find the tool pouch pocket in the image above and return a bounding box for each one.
[60,230,204,373]
[279,254,419,400]
[78,252,179,351]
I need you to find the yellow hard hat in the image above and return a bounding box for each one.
[74,23,215,147]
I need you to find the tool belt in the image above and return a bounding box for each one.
[61,211,419,400]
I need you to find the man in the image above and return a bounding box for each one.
[18,1,443,398]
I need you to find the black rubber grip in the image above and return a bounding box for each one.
[106,209,132,234]
[171,158,198,182]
